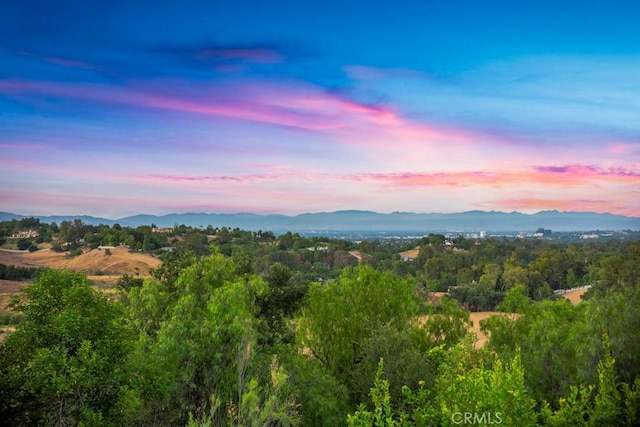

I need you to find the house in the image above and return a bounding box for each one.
[11,230,39,239]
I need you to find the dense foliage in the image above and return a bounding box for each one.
[1,220,639,425]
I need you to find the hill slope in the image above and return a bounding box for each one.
[0,247,160,276]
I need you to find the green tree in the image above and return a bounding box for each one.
[0,270,134,425]
[348,344,538,427]
[483,296,593,406]
[127,252,292,425]
[257,262,308,346]
[297,266,419,401]
[16,238,31,250]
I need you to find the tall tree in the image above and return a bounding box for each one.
[0,270,134,425]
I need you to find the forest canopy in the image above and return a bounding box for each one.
[1,221,639,426]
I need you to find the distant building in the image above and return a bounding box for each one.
[580,233,599,239]
[536,228,552,237]
[11,230,39,239]
[152,227,174,234]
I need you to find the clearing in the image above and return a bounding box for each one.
[0,247,161,311]
[0,246,161,275]
[561,288,588,305]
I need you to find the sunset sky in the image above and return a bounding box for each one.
[1,0,639,218]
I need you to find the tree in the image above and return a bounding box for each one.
[256,262,308,345]
[482,296,593,406]
[0,270,134,425]
[16,238,31,250]
[348,344,538,426]
[297,265,419,401]
[586,285,640,384]
[501,264,529,291]
[126,252,285,425]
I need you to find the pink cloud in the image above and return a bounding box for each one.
[348,164,640,189]
[608,142,640,155]
[0,79,339,131]
[120,163,640,191]
[0,78,474,149]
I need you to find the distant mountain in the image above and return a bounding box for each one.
[0,212,116,226]
[2,210,639,233]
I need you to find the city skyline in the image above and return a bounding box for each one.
[1,1,639,218]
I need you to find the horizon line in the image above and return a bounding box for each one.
[2,208,639,221]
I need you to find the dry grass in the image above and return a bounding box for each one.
[414,310,521,348]
[399,248,420,260]
[0,280,24,313]
[469,311,520,348]
[0,247,161,316]
[562,288,588,305]
[0,247,161,276]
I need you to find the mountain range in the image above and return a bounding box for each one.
[1,210,639,234]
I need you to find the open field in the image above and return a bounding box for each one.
[0,246,161,275]
[0,247,161,314]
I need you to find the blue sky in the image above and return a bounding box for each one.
[1,0,639,217]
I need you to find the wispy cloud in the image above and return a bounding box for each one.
[118,163,640,192]
[0,142,52,152]
[21,52,101,71]
[344,65,423,81]
[153,41,289,73]
[0,77,476,152]
[348,165,640,188]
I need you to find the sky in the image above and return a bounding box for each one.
[1,0,639,218]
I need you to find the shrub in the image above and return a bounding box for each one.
[16,239,31,251]
[0,313,25,325]
[66,248,83,258]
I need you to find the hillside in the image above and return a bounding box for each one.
[0,247,161,276]
[0,247,161,316]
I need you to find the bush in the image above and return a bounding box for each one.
[27,244,38,252]
[0,313,25,325]
[67,248,83,258]
[115,274,143,292]
[16,239,31,251]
